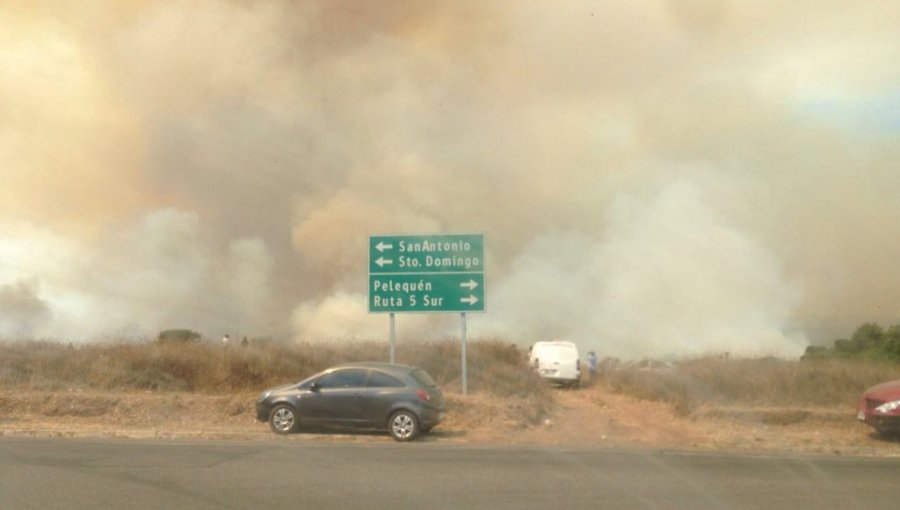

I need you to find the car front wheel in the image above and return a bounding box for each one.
[269,404,299,435]
[876,427,899,439]
[388,410,419,442]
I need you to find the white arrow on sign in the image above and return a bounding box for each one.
[459,279,479,290]
[375,241,393,252]
[460,295,479,306]
[375,257,393,267]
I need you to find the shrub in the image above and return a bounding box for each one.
[803,322,900,362]
[600,355,900,413]
[157,329,201,343]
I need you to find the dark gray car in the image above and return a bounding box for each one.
[255,362,445,441]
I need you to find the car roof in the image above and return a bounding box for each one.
[332,361,418,375]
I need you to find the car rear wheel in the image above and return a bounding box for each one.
[388,410,419,442]
[269,404,299,435]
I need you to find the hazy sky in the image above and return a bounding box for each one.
[2,0,899,358]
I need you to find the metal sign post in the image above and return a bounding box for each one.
[461,312,467,395]
[389,312,396,364]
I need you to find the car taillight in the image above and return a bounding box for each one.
[415,389,431,401]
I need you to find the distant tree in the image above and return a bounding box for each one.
[879,325,900,360]
[158,329,201,343]
[807,322,900,363]
[850,322,884,351]
[801,345,829,360]
[886,325,900,340]
[833,338,857,355]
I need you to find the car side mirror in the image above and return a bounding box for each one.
[310,382,321,392]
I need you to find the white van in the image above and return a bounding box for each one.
[529,340,581,387]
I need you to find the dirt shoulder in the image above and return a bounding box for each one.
[536,386,900,457]
[1,386,898,456]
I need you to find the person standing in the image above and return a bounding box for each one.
[222,334,230,347]
[587,351,598,384]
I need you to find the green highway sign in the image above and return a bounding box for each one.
[369,234,483,274]
[368,233,485,313]
[368,273,485,312]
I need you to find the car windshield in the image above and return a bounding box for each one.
[535,344,578,362]
[553,347,578,361]
[410,369,437,388]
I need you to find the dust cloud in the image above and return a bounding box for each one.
[2,1,899,358]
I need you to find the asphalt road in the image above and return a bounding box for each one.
[1,437,897,510]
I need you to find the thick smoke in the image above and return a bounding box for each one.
[0,279,51,339]
[2,1,899,357]
[479,175,805,358]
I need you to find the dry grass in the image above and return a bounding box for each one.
[599,356,900,416]
[0,339,554,436]
[4,343,900,452]
[0,339,549,402]
[8,340,897,434]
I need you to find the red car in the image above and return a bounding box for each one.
[857,379,900,437]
